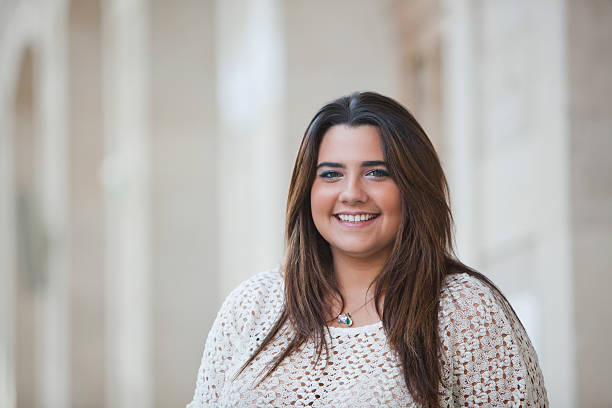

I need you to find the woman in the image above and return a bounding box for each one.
[187,92,548,407]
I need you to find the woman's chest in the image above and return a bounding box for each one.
[221,329,414,407]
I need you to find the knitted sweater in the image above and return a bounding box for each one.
[187,268,548,407]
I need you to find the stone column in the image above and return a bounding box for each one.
[0,75,16,408]
[101,0,152,407]
[0,1,71,407]
[440,0,479,266]
[38,2,70,407]
[214,0,286,296]
[441,1,575,406]
[0,40,21,408]
[568,1,612,405]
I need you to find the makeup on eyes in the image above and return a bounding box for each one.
[317,167,390,179]
[319,170,341,178]
[366,169,389,177]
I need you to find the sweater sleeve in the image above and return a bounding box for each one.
[438,274,548,407]
[186,269,284,408]
[186,284,244,408]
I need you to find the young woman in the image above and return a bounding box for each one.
[187,92,548,407]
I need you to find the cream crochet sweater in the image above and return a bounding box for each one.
[187,268,548,407]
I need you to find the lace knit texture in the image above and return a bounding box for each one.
[187,269,548,407]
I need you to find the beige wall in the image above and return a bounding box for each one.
[68,1,105,406]
[149,0,218,406]
[569,1,612,406]
[285,0,402,171]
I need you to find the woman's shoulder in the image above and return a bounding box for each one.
[440,271,505,312]
[437,272,548,404]
[226,267,284,301]
[217,267,285,335]
[438,270,530,354]
[438,271,520,332]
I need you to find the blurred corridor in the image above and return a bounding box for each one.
[1,0,611,407]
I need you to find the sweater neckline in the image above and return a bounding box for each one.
[275,268,384,336]
[326,320,383,335]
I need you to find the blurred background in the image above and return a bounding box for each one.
[0,0,611,407]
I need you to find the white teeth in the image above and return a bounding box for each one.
[337,214,376,222]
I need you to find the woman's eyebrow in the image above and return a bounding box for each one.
[316,160,387,170]
[361,160,387,167]
[316,162,344,170]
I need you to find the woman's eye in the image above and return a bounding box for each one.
[367,169,389,178]
[319,170,342,179]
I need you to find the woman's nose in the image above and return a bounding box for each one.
[338,176,367,204]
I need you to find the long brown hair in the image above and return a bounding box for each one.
[236,91,508,407]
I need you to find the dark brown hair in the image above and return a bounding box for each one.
[235,91,507,407]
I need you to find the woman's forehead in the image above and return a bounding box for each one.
[317,125,384,163]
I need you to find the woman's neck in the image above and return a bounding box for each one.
[331,249,389,296]
[327,250,388,326]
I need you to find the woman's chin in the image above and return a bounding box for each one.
[330,243,390,260]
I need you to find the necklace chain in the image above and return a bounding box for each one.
[345,297,373,316]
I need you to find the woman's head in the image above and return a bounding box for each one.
[310,124,402,264]
[286,91,453,270]
[241,92,462,408]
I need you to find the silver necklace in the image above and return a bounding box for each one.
[336,297,374,326]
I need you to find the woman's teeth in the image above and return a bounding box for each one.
[337,214,377,222]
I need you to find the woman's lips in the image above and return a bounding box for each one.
[333,213,380,227]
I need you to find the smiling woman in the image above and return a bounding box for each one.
[187,92,549,407]
[311,125,402,329]
[312,125,401,262]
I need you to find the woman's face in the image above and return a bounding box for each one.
[310,125,402,261]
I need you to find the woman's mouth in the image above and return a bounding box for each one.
[334,213,380,224]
